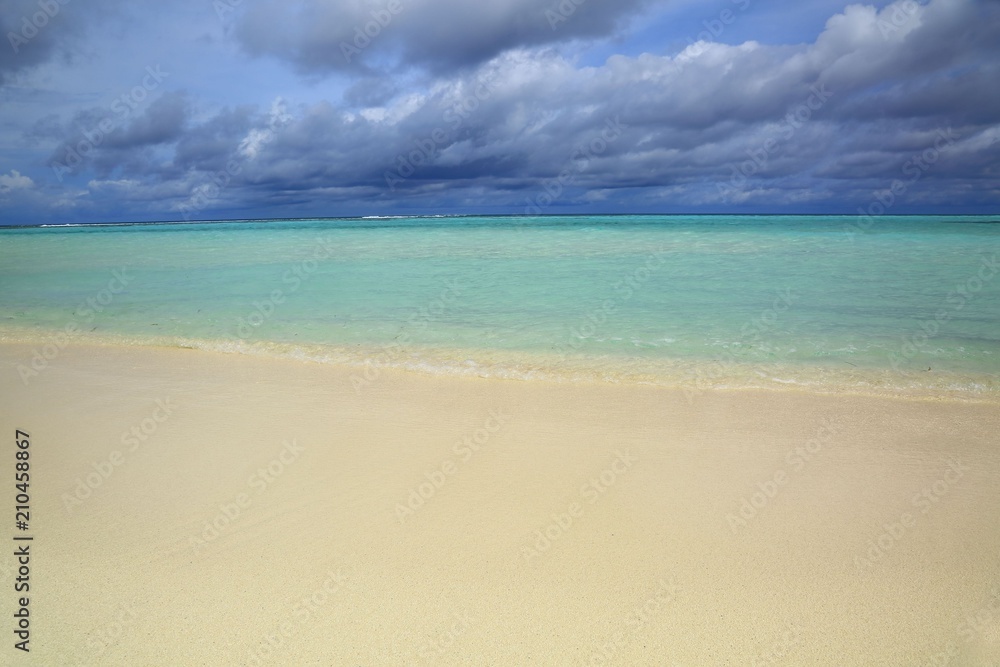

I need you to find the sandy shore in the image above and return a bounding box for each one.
[2,341,999,665]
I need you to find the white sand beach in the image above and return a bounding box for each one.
[2,341,999,665]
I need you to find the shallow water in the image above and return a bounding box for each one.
[2,214,999,396]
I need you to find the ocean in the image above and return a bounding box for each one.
[2,214,999,397]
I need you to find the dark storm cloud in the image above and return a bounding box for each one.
[173,106,256,171]
[261,8,982,160]
[231,0,656,74]
[0,0,125,86]
[1,0,79,84]
[105,92,188,149]
[45,92,190,180]
[226,0,998,212]
[4,0,999,223]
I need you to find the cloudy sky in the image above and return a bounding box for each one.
[0,0,998,224]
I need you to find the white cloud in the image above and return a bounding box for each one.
[0,170,33,190]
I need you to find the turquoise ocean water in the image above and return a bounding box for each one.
[2,215,999,397]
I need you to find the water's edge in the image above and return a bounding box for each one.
[4,325,997,404]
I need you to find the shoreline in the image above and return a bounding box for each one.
[4,326,999,405]
[2,340,1000,664]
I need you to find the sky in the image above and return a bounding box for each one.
[0,0,998,224]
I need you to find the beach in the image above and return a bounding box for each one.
[2,214,998,664]
[0,0,1000,656]
[4,0,999,659]
[3,340,999,665]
